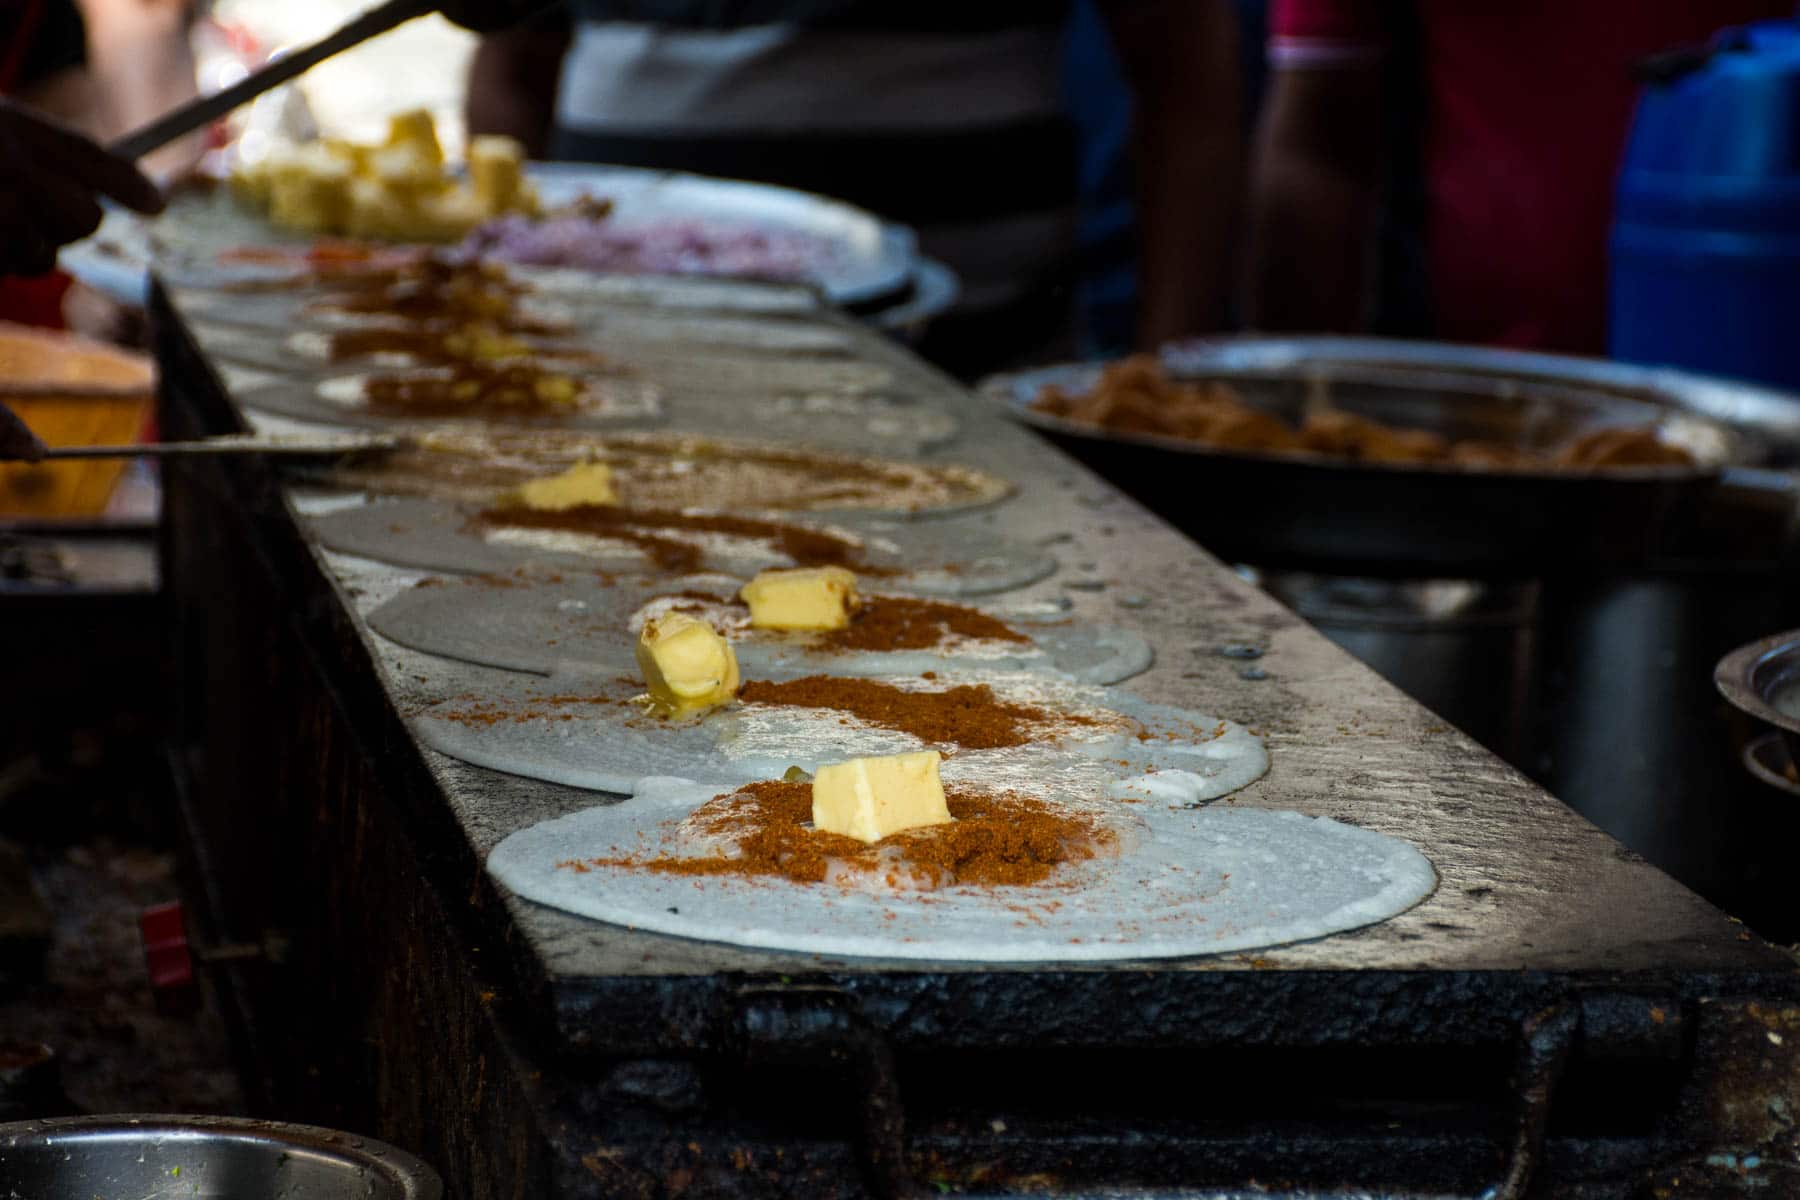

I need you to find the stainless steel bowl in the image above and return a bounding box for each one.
[0,1115,442,1200]
[1742,732,1800,797]
[1715,629,1800,774]
[983,336,1800,573]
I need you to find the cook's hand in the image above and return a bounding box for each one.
[434,0,557,34]
[0,99,165,278]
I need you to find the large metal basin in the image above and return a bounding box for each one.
[984,336,1800,574]
[0,1115,441,1200]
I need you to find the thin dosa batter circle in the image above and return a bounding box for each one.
[368,571,1153,685]
[311,499,1057,597]
[487,781,1436,963]
[411,667,1269,802]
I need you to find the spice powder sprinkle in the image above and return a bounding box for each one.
[736,675,1097,750]
[571,780,1111,888]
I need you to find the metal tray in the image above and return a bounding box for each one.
[985,336,1800,574]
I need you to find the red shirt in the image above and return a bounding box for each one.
[1,0,85,327]
[1270,0,1791,353]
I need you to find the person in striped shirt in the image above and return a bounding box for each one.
[463,0,1242,377]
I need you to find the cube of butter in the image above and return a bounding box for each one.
[384,107,444,166]
[229,155,274,211]
[411,185,490,242]
[511,461,616,510]
[740,566,859,631]
[344,177,411,240]
[812,751,951,844]
[468,134,525,215]
[366,143,445,201]
[637,612,740,718]
[267,146,352,234]
[320,138,371,174]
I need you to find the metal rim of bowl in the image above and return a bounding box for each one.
[1162,334,1800,448]
[0,1114,443,1200]
[978,335,1800,482]
[1714,628,1800,739]
[1743,731,1800,798]
[985,376,1723,484]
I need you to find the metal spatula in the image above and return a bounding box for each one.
[0,402,403,462]
[26,432,408,461]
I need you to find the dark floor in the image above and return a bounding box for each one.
[1,528,246,1122]
[0,836,244,1118]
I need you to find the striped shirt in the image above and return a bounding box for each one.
[550,1,1081,315]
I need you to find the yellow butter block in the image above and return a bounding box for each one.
[367,143,446,199]
[512,461,615,510]
[740,567,859,631]
[384,107,443,166]
[468,134,525,215]
[812,751,951,844]
[637,612,740,718]
[410,186,489,241]
[320,138,371,173]
[441,324,530,361]
[267,146,352,234]
[344,177,412,239]
[228,157,273,210]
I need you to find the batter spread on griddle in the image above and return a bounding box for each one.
[564,780,1110,888]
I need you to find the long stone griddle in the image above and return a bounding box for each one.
[152,271,1800,1198]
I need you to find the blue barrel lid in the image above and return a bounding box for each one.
[1619,19,1800,231]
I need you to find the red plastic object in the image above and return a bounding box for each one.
[139,901,199,1014]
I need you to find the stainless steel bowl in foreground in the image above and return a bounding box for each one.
[1716,629,1800,776]
[0,1115,442,1200]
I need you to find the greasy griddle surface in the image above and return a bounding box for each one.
[316,427,1010,512]
[162,278,1790,1021]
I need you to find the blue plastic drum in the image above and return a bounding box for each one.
[1610,20,1800,389]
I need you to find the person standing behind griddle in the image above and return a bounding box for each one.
[462,0,1244,379]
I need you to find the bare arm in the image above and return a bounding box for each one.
[74,0,202,177]
[1102,0,1243,349]
[1242,65,1385,331]
[464,23,571,159]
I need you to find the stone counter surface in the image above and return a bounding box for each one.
[169,279,1794,1042]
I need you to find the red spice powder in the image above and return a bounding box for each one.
[431,692,619,727]
[310,258,563,332]
[736,676,1089,750]
[361,362,584,418]
[470,503,895,575]
[579,780,1110,888]
[818,595,1028,652]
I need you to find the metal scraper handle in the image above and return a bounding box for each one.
[7,432,406,462]
[108,0,438,161]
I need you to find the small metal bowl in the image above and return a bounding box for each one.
[1715,629,1800,773]
[0,1114,442,1200]
[1743,732,1800,798]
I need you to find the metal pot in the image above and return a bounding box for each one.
[1254,571,1539,760]
[0,1115,442,1200]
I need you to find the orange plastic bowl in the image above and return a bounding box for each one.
[0,321,155,519]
